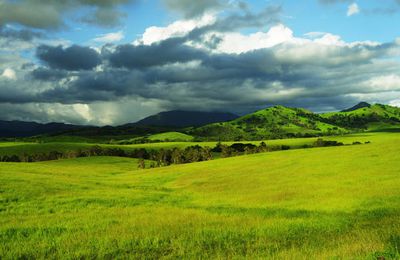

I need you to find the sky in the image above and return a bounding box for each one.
[0,0,400,126]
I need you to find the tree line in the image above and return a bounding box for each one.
[0,138,365,165]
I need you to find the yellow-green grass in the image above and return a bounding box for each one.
[148,132,194,141]
[1,133,400,258]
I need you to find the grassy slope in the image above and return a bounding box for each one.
[322,104,400,130]
[189,106,348,140]
[1,133,399,258]
[148,132,194,141]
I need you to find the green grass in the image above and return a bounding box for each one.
[1,133,400,258]
[147,132,194,141]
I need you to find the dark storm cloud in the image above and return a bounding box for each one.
[108,38,207,69]
[31,68,69,81]
[18,37,398,108]
[0,0,137,29]
[36,45,101,71]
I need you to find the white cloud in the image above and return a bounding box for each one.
[212,24,297,54]
[73,104,93,122]
[93,31,124,43]
[192,24,376,55]
[389,99,400,107]
[366,75,400,91]
[347,3,360,16]
[136,14,216,45]
[1,68,17,80]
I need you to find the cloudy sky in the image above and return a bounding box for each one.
[1,0,400,125]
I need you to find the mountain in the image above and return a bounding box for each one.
[0,120,86,138]
[341,102,371,112]
[132,110,239,127]
[322,103,400,131]
[188,106,348,141]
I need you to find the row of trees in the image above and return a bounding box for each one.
[0,139,363,165]
[0,145,213,164]
[0,146,134,162]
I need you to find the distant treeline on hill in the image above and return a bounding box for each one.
[0,138,366,166]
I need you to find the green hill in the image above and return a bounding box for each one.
[188,106,348,140]
[322,103,400,131]
[147,132,194,141]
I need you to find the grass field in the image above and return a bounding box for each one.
[1,133,400,258]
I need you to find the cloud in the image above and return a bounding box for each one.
[137,14,216,45]
[24,30,399,108]
[31,68,68,81]
[0,25,45,52]
[320,0,400,15]
[93,31,125,43]
[0,26,43,41]
[162,0,227,18]
[0,98,166,125]
[1,6,400,125]
[36,45,101,71]
[0,0,137,29]
[108,38,206,69]
[347,3,360,16]
[1,68,17,80]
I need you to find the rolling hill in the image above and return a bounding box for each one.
[322,103,400,131]
[188,105,348,140]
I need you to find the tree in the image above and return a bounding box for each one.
[221,145,237,158]
[257,141,268,152]
[137,159,145,169]
[200,147,213,161]
[171,148,184,164]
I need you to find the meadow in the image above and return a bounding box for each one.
[0,132,399,258]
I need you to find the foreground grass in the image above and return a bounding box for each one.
[1,133,400,258]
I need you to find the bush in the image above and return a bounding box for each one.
[314,138,344,147]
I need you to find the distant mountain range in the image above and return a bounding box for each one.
[0,121,85,138]
[1,103,400,139]
[131,110,239,127]
[0,110,238,138]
